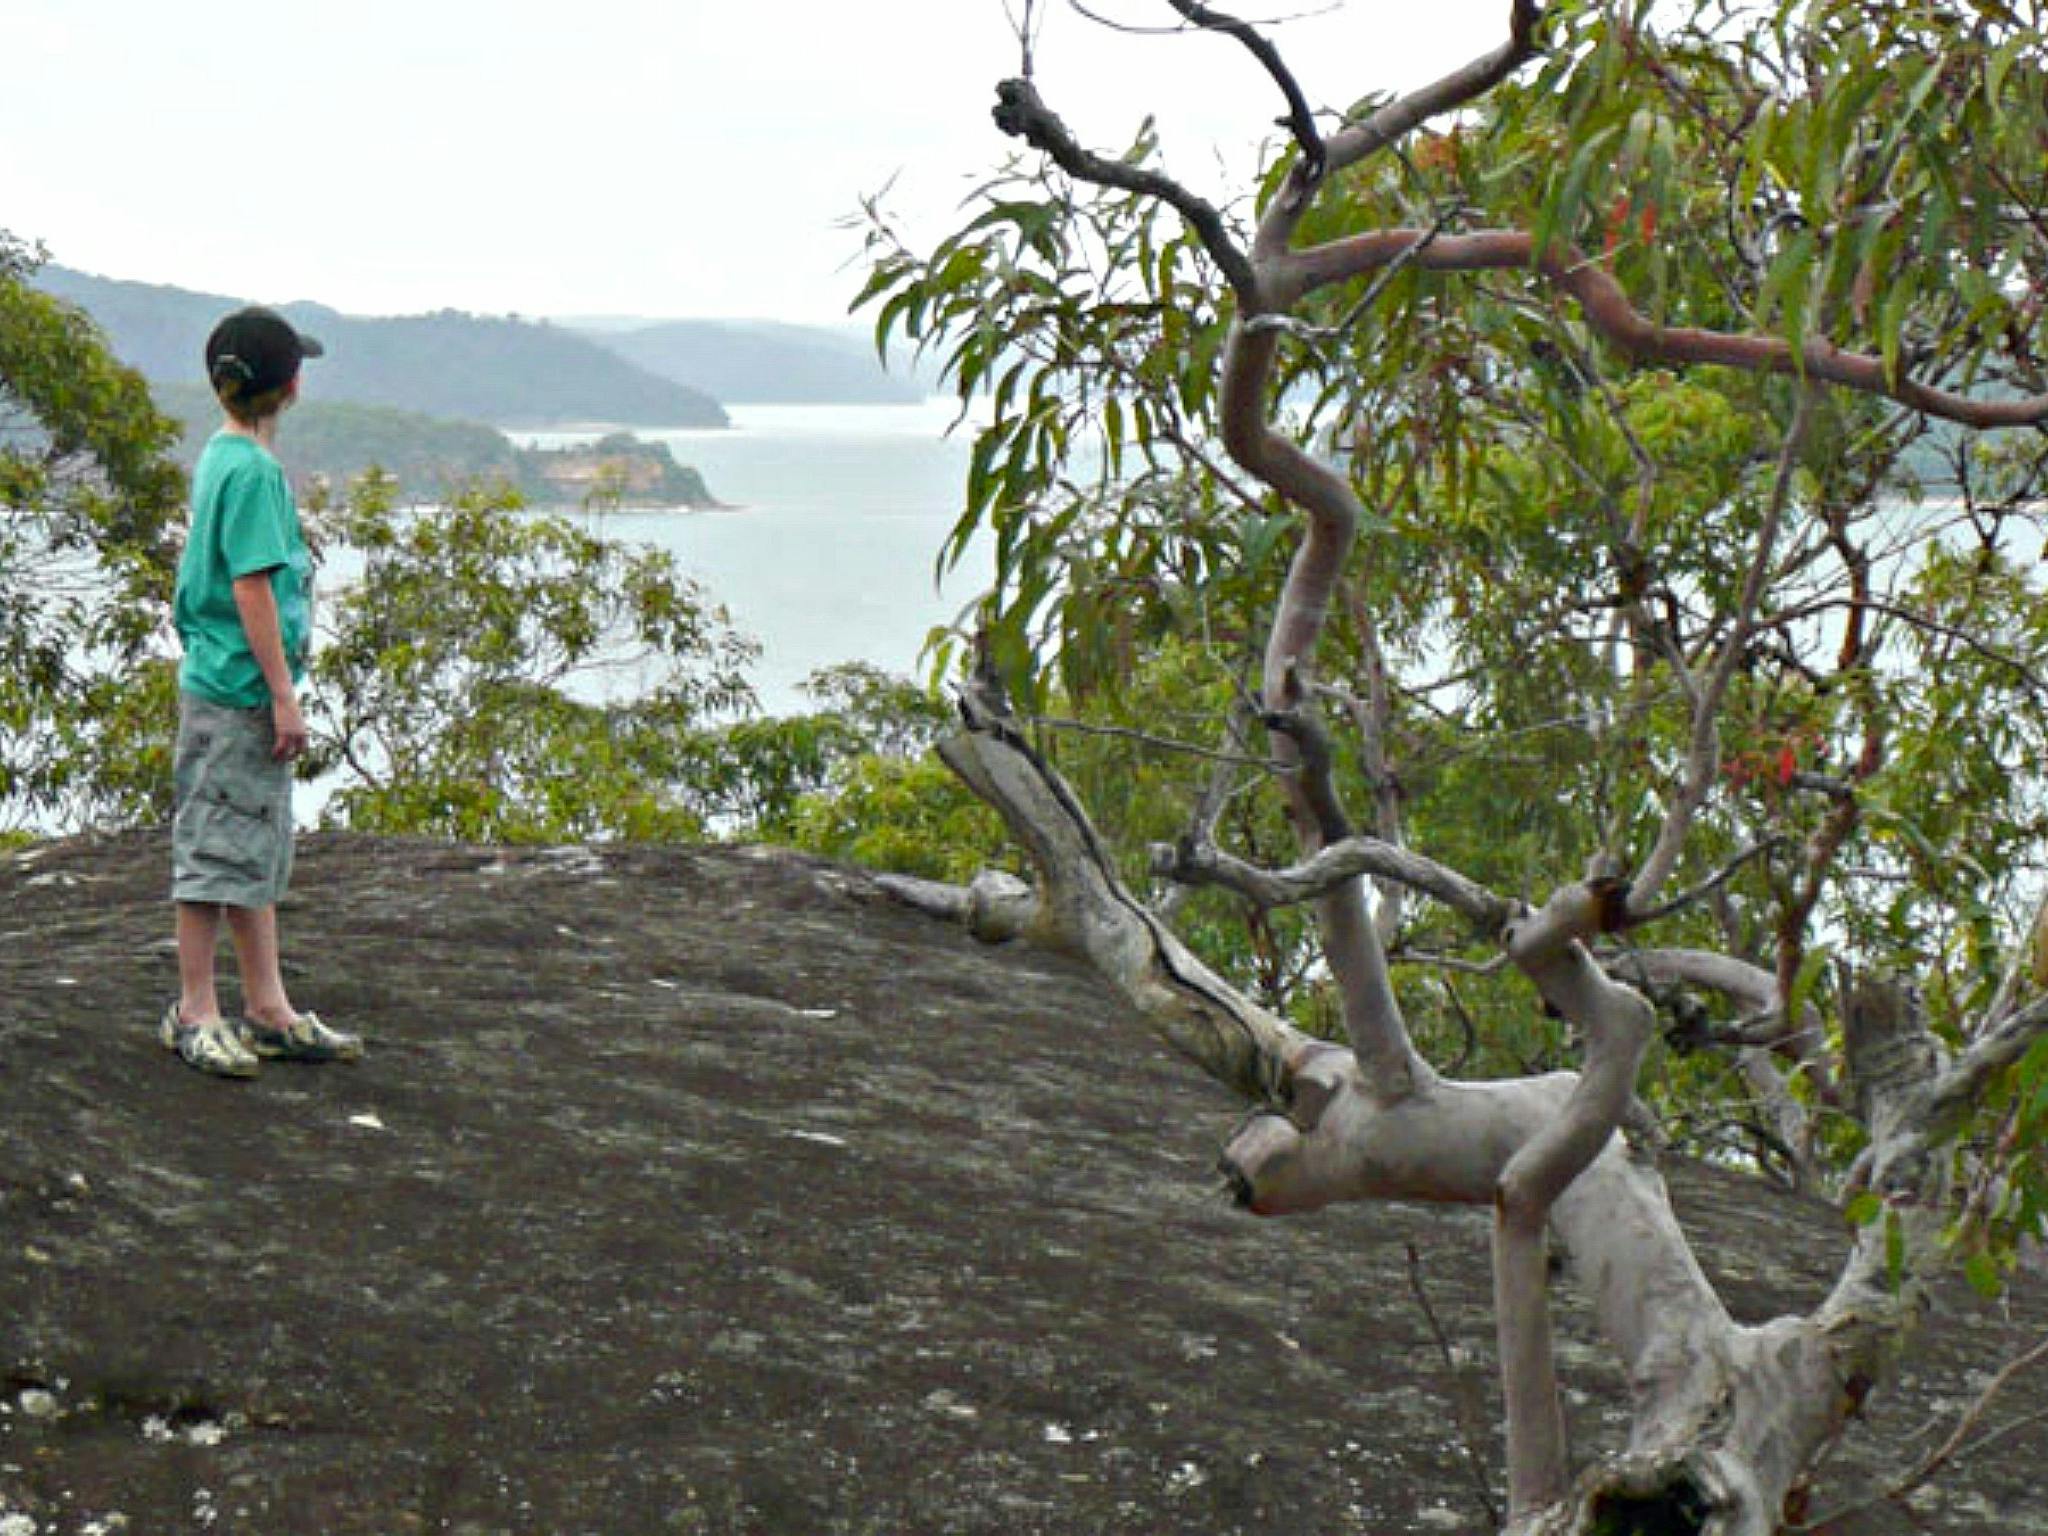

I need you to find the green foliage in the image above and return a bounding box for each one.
[852,0,2048,1246]
[784,753,1011,884]
[307,487,964,851]
[310,474,758,842]
[855,131,1254,712]
[0,232,186,831]
[766,664,1011,881]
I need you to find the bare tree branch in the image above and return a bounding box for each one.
[1769,594,2048,696]
[1624,839,1784,928]
[1277,0,1541,227]
[1632,393,1812,911]
[1795,1335,2048,1530]
[1490,931,1657,1519]
[991,76,1259,300]
[874,869,1042,942]
[1162,0,1325,180]
[1930,993,2048,1133]
[1216,311,1425,1088]
[1608,946,1835,1087]
[1244,200,1464,341]
[1154,830,1517,933]
[1022,710,1286,770]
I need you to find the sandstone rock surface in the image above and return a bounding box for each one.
[1,831,2042,1534]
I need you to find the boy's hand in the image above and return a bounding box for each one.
[271,696,309,761]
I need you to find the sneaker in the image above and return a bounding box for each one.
[159,1002,260,1079]
[238,1012,363,1064]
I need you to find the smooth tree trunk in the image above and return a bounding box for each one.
[933,677,1988,1533]
[934,3,2048,1530]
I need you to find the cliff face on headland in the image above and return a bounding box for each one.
[1,831,2043,1535]
[520,432,719,510]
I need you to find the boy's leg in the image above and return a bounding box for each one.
[224,902,294,1030]
[164,899,258,1078]
[226,903,363,1062]
[176,900,226,1023]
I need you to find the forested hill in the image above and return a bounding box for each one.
[151,383,717,509]
[36,267,728,429]
[577,317,925,405]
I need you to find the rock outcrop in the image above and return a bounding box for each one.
[1,831,2042,1534]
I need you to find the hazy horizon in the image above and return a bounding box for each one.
[6,0,1507,324]
[40,259,876,335]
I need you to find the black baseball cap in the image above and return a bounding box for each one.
[205,306,324,398]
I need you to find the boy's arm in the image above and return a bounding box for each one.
[232,570,308,761]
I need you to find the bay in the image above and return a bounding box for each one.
[521,400,991,715]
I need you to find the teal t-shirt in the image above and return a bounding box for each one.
[174,432,314,708]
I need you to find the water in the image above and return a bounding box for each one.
[522,400,991,713]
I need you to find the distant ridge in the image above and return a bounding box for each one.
[571,317,929,405]
[35,267,728,430]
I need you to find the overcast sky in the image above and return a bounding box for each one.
[4,0,1504,324]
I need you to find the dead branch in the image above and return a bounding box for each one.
[1162,0,1325,180]
[991,76,1259,300]
[1154,831,1516,933]
[1406,1240,1506,1528]
[1631,392,1812,911]
[1795,1334,2048,1531]
[873,870,1040,943]
[942,674,1314,1105]
[1623,839,1784,928]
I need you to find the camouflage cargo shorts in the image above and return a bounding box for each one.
[170,692,296,908]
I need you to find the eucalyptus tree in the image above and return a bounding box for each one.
[0,233,185,831]
[861,1,2048,1529]
[307,475,760,842]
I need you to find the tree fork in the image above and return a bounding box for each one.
[923,677,1847,1534]
[937,675,1311,1108]
[917,3,2048,1528]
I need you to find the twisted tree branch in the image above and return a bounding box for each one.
[1275,229,2048,429]
[992,76,1260,301]
[1162,0,1324,182]
[1154,830,1517,932]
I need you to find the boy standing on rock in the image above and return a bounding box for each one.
[162,306,362,1078]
